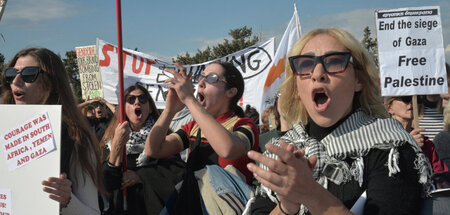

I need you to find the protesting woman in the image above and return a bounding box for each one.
[2,48,104,214]
[101,83,185,215]
[145,62,259,214]
[244,28,433,215]
[384,95,448,173]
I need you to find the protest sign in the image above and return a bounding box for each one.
[0,105,61,215]
[376,6,447,96]
[0,189,11,215]
[97,38,274,114]
[76,45,104,99]
[1,112,56,171]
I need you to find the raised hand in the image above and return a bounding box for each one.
[164,62,195,106]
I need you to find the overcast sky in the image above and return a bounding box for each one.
[0,0,449,63]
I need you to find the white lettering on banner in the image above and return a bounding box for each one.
[97,38,274,114]
[375,6,447,96]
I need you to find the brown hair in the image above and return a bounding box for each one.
[100,83,160,152]
[1,48,105,194]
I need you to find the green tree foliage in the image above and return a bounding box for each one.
[0,52,5,91]
[62,50,82,102]
[176,26,259,64]
[361,26,379,66]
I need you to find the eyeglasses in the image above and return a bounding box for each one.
[126,95,149,104]
[289,52,352,77]
[394,96,412,103]
[196,73,227,84]
[3,66,42,84]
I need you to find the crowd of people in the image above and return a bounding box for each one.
[2,27,450,215]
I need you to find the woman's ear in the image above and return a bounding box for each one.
[354,76,363,92]
[226,87,238,98]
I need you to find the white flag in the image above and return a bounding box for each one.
[0,0,7,23]
[260,8,301,113]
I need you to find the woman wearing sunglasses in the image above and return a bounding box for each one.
[145,61,259,213]
[1,48,104,214]
[244,28,433,215]
[384,96,448,173]
[101,83,185,215]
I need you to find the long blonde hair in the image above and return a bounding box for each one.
[279,28,388,126]
[443,101,450,131]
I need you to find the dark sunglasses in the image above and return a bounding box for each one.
[394,96,412,103]
[126,95,149,104]
[289,52,352,77]
[196,73,227,84]
[4,66,42,84]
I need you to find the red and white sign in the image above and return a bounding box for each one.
[1,112,56,171]
[0,189,11,215]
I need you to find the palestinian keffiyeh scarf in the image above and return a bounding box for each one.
[249,109,434,215]
[107,117,156,167]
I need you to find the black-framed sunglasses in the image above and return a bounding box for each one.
[394,96,412,103]
[289,52,352,77]
[196,73,227,84]
[3,66,42,84]
[126,95,149,104]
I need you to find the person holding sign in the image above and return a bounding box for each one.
[101,83,185,215]
[384,96,448,173]
[145,62,258,214]
[244,28,433,215]
[1,48,104,214]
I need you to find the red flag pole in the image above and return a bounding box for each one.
[115,0,128,211]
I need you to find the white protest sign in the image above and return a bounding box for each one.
[376,6,447,96]
[97,38,274,114]
[1,112,56,171]
[0,105,61,215]
[0,189,11,215]
[76,45,104,100]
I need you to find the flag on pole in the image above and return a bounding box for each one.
[0,0,8,23]
[260,6,301,113]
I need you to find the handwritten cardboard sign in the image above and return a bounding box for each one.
[1,112,56,171]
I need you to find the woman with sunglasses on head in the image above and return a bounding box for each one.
[244,28,433,215]
[101,83,186,215]
[2,48,104,215]
[145,61,259,213]
[385,96,448,173]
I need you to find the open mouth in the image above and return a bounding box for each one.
[135,108,142,118]
[197,93,205,105]
[312,88,330,112]
[13,90,24,99]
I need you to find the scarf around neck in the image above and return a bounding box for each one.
[253,109,434,215]
[107,117,156,167]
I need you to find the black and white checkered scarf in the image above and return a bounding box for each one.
[247,109,433,215]
[107,117,156,167]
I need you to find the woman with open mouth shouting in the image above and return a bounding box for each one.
[2,48,105,215]
[101,83,186,215]
[145,61,259,214]
[244,28,434,215]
